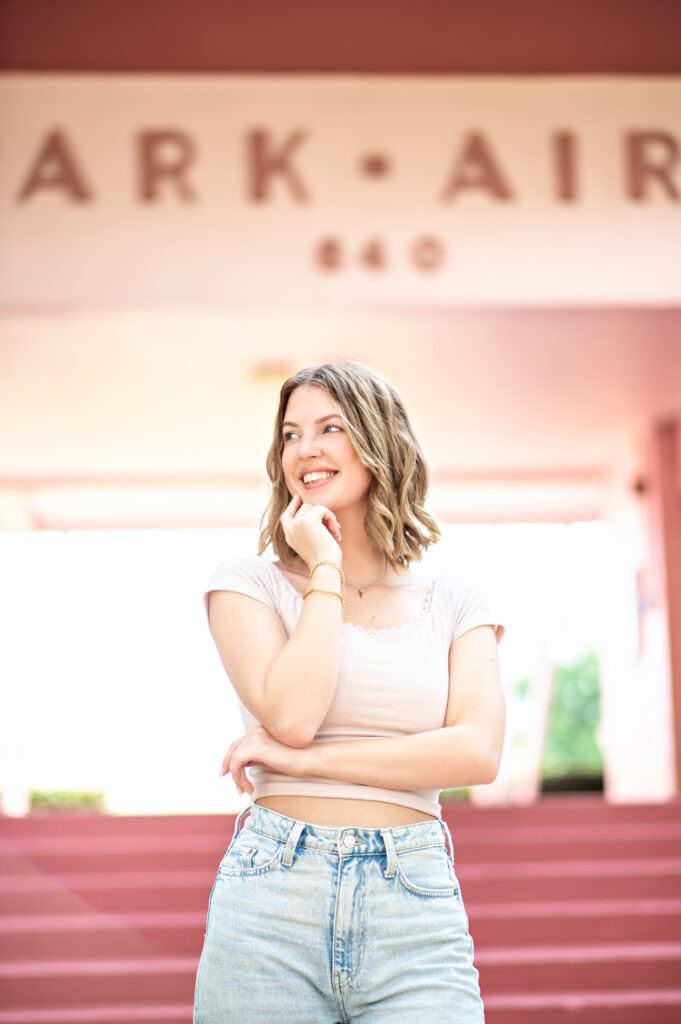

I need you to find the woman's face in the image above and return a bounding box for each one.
[280,384,374,512]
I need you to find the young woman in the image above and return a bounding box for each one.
[193,360,506,1023]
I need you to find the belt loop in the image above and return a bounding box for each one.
[282,819,306,868]
[226,803,252,854]
[440,818,454,862]
[379,828,398,879]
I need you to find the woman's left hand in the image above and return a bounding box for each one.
[219,725,303,794]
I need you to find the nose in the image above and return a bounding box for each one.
[297,433,323,458]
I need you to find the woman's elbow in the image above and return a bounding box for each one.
[271,715,316,749]
[482,741,504,784]
[480,756,500,785]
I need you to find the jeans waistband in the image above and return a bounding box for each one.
[230,802,455,861]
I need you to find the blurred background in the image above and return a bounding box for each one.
[1,3,680,1021]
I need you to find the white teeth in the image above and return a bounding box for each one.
[303,471,336,484]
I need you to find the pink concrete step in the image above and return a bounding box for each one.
[476,940,681,991]
[0,958,195,1010]
[483,987,681,1023]
[2,898,681,962]
[3,796,681,838]
[1,798,680,1022]
[2,945,681,1009]
[459,856,681,903]
[0,912,206,961]
[0,871,211,916]
[0,996,681,1024]
[0,997,680,1024]
[449,821,681,861]
[0,996,680,1024]
[0,1009,192,1024]
[444,796,681,823]
[2,859,680,917]
[3,822,680,871]
[468,897,681,945]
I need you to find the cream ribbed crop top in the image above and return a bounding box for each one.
[203,554,505,818]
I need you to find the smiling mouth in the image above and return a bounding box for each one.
[300,471,339,488]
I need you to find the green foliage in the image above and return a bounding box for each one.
[440,787,471,803]
[30,790,108,813]
[513,676,530,699]
[541,650,603,780]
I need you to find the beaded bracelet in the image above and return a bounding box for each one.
[302,586,345,610]
[309,559,345,585]
[304,559,346,612]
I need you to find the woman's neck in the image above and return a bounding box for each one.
[283,546,409,587]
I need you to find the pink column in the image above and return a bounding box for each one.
[648,419,681,793]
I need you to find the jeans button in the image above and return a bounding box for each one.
[342,834,356,849]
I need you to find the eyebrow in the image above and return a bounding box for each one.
[282,414,342,429]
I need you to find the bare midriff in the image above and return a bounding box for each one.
[255,794,437,828]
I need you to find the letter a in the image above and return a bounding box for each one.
[16,129,93,203]
[441,132,514,201]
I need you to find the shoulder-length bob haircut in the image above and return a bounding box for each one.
[257,360,441,569]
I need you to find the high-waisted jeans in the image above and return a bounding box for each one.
[193,802,485,1023]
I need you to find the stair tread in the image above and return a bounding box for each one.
[4,941,681,977]
[2,820,681,854]
[1,989,681,1024]
[3,856,681,891]
[2,800,680,1021]
[483,988,681,1008]
[0,1005,192,1023]
[3,897,681,932]
[0,957,198,977]
[477,941,681,964]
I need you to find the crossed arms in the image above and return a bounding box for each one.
[295,623,506,789]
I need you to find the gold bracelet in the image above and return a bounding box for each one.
[309,560,345,585]
[307,561,345,612]
[302,586,346,611]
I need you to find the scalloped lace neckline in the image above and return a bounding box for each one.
[268,561,438,637]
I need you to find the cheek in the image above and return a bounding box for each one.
[358,466,375,493]
[344,455,373,492]
[284,464,304,496]
[339,438,365,467]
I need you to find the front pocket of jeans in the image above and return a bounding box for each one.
[395,843,459,898]
[219,827,283,877]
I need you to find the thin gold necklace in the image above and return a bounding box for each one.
[346,555,390,598]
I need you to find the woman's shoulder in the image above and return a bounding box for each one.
[207,552,271,580]
[204,553,284,599]
[435,568,506,645]
[202,553,282,618]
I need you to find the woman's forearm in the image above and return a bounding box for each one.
[263,562,343,747]
[295,724,498,790]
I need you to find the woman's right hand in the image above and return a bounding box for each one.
[279,493,342,568]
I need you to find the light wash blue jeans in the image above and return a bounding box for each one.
[193,803,485,1023]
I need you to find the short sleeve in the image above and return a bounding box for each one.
[450,577,505,646]
[202,556,278,624]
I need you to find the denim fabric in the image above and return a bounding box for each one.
[193,803,485,1023]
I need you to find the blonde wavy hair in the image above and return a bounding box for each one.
[257,361,441,569]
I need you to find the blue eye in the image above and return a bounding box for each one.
[283,424,341,442]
